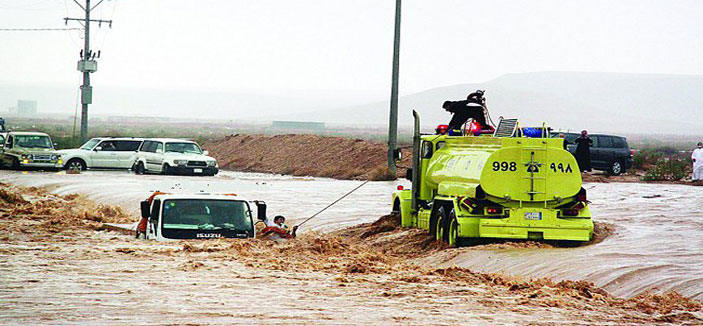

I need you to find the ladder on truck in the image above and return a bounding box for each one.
[493,118,518,137]
[519,123,550,206]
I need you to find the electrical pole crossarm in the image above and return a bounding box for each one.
[64,17,113,27]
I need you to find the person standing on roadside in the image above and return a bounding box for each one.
[692,142,703,182]
[574,130,593,172]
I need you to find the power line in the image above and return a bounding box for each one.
[0,27,82,31]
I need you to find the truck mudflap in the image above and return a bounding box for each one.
[476,208,593,242]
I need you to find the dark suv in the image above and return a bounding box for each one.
[552,132,633,175]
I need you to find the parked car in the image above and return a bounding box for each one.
[57,137,145,171]
[552,132,633,175]
[0,131,62,170]
[0,131,7,152]
[133,138,218,176]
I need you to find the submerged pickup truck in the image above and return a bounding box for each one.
[137,192,266,241]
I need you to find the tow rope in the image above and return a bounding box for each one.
[295,180,370,228]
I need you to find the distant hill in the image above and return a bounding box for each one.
[274,72,703,135]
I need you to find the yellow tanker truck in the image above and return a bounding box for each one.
[392,111,594,246]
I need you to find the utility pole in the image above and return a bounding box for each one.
[387,0,402,175]
[64,0,112,143]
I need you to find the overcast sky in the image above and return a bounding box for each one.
[2,0,703,98]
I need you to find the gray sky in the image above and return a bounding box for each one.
[2,0,703,98]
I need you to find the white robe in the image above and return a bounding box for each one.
[692,148,703,181]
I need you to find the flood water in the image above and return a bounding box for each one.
[1,170,702,300]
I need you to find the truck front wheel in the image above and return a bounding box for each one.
[392,199,401,226]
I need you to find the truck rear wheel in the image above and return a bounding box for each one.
[433,206,449,242]
[447,210,458,247]
[435,216,444,241]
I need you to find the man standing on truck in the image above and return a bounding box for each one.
[692,142,703,182]
[442,90,489,132]
[574,130,593,172]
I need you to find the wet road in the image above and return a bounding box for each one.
[1,170,702,300]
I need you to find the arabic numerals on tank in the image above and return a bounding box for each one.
[492,161,517,172]
[550,162,573,173]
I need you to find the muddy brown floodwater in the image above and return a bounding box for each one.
[1,170,702,325]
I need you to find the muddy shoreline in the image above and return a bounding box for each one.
[1,183,701,325]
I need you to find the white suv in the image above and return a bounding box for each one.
[133,138,218,176]
[57,137,144,171]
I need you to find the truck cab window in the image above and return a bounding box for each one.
[421,141,433,159]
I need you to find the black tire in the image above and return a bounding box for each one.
[65,158,86,171]
[608,160,623,176]
[135,162,145,175]
[10,157,20,170]
[446,209,459,247]
[433,206,449,242]
[392,199,401,226]
[162,164,171,175]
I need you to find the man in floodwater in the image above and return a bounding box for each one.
[574,130,593,173]
[261,215,298,240]
[692,142,703,182]
[442,90,489,132]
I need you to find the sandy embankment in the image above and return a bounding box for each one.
[1,183,701,325]
[204,134,411,180]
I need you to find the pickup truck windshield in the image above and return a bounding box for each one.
[165,142,202,154]
[162,199,252,232]
[80,138,101,150]
[15,135,53,149]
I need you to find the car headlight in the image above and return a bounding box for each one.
[207,160,217,167]
[51,155,59,160]
[174,159,187,165]
[21,154,31,160]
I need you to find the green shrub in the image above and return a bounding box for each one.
[642,157,689,181]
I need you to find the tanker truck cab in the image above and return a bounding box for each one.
[140,193,255,241]
[392,112,594,246]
